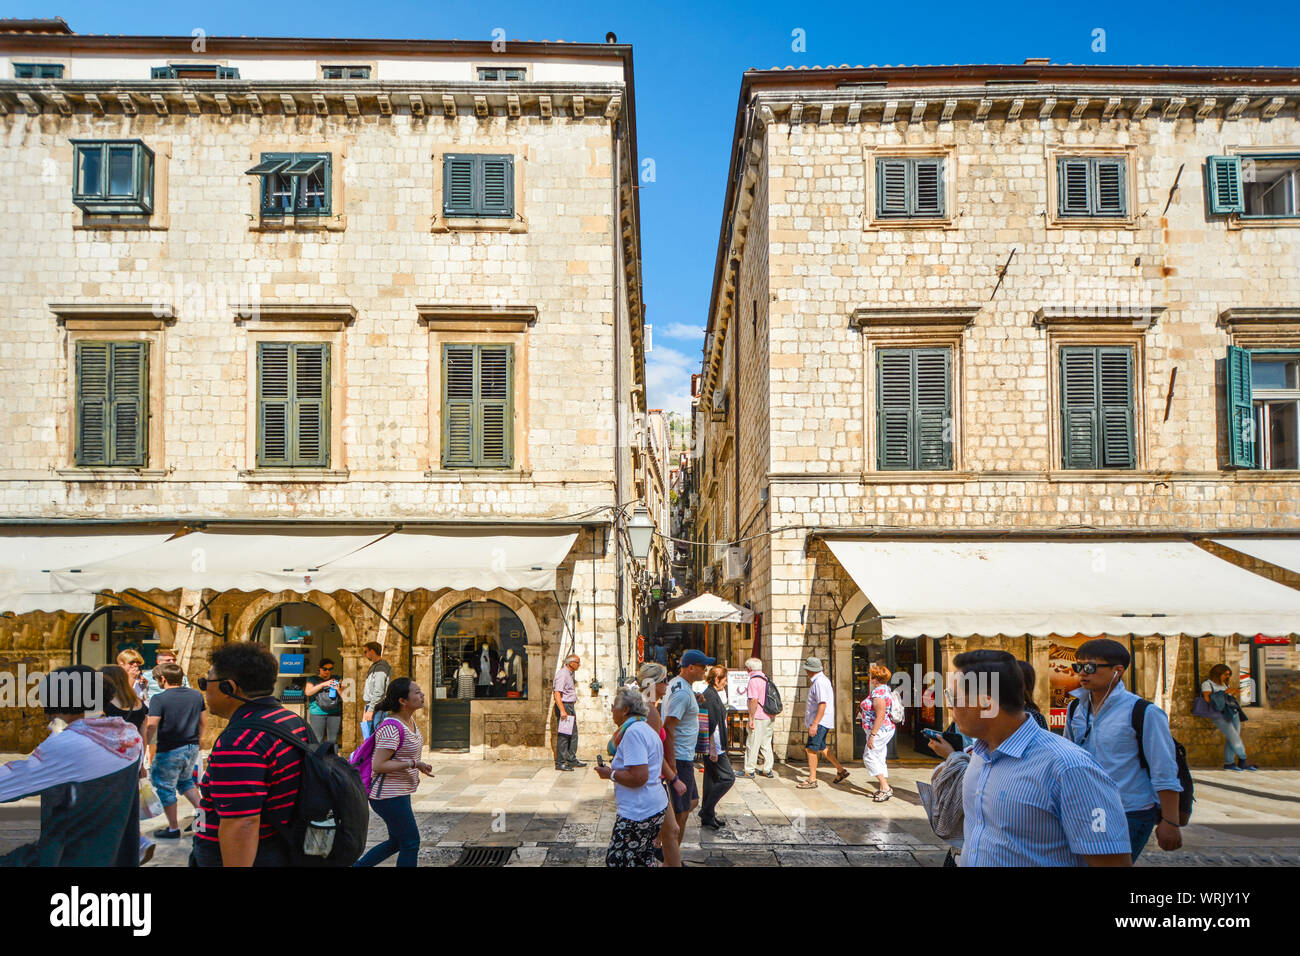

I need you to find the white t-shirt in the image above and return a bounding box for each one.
[612,720,668,822]
[1201,680,1227,694]
[806,672,834,730]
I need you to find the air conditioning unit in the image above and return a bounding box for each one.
[711,542,729,564]
[722,546,746,585]
[701,566,714,584]
[711,388,728,421]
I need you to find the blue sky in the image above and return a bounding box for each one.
[37,0,1300,415]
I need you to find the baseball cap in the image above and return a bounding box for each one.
[680,649,716,667]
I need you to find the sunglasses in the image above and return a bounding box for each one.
[1071,661,1114,675]
[196,677,221,691]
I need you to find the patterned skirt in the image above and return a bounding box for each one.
[605,811,666,867]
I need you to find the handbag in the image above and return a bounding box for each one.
[1192,694,1218,718]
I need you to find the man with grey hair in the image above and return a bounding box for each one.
[800,656,849,789]
[553,654,584,771]
[740,657,776,779]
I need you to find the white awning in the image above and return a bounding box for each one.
[49,528,385,596]
[826,539,1300,639]
[0,529,177,613]
[1212,537,1300,576]
[46,527,579,597]
[309,530,579,593]
[668,592,753,624]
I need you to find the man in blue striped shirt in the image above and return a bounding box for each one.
[952,650,1132,867]
[1064,639,1183,862]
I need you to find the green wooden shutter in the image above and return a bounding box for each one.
[877,349,914,468]
[1059,158,1091,216]
[442,345,476,467]
[291,344,329,467]
[877,159,908,217]
[1093,158,1127,216]
[1098,346,1135,468]
[912,159,944,217]
[1207,156,1244,215]
[477,345,513,467]
[75,342,110,466]
[109,341,147,466]
[1061,347,1099,468]
[1226,345,1256,467]
[257,343,291,466]
[914,348,952,469]
[480,156,514,217]
[443,155,476,217]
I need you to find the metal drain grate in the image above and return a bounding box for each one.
[454,846,514,867]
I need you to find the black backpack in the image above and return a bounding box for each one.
[761,675,783,716]
[1066,696,1194,826]
[227,718,371,866]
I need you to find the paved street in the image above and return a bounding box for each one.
[4,754,1299,866]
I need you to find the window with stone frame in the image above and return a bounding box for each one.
[875,347,954,470]
[1059,345,1136,470]
[1227,347,1300,470]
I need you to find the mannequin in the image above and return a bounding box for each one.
[500,648,525,695]
[476,643,500,698]
[456,660,477,700]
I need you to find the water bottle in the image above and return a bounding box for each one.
[328,680,337,702]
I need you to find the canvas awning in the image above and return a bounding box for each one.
[825,538,1300,639]
[668,592,754,624]
[1211,537,1300,576]
[46,527,579,597]
[0,529,177,613]
[308,530,579,593]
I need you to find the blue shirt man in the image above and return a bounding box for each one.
[662,649,711,828]
[1064,639,1183,862]
[949,648,1132,868]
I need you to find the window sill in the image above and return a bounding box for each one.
[865,217,956,231]
[250,215,346,233]
[425,469,530,481]
[432,216,527,234]
[1046,216,1138,230]
[55,468,167,481]
[74,215,164,232]
[1046,470,1149,481]
[238,469,350,482]
[1226,469,1300,481]
[860,471,974,483]
[1228,216,1300,230]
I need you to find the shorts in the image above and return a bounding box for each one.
[806,726,831,752]
[150,744,200,807]
[670,759,699,813]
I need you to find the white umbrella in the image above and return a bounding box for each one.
[668,592,753,624]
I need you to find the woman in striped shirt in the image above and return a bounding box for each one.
[356,677,433,868]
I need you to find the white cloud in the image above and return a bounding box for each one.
[660,322,705,341]
[646,344,697,417]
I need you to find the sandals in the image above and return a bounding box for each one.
[872,789,894,802]
[796,780,818,789]
[833,769,851,784]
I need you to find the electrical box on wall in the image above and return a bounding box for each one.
[722,546,746,585]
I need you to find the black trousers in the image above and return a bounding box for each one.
[553,703,577,765]
[700,752,736,822]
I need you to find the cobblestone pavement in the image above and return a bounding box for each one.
[4,755,1299,866]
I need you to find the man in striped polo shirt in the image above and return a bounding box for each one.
[191,642,309,867]
[951,649,1133,867]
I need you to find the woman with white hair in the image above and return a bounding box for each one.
[636,661,685,867]
[595,685,668,866]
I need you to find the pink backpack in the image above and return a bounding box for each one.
[348,718,406,796]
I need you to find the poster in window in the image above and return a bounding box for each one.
[1047,635,1088,732]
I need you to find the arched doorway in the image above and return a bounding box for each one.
[850,602,928,758]
[250,602,341,712]
[73,605,163,669]
[429,600,529,750]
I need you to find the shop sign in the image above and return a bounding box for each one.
[726,670,750,711]
[1047,635,1089,731]
[1265,647,1289,665]
[1254,634,1291,645]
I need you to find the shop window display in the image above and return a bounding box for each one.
[251,602,341,708]
[433,600,528,700]
[74,606,160,669]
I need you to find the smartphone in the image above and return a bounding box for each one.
[596,754,605,767]
[922,728,943,741]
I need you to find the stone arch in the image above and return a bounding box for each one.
[71,598,177,663]
[231,590,361,653]
[837,589,872,638]
[415,588,542,649]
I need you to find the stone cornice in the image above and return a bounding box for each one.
[0,81,624,119]
[235,303,357,328]
[1033,306,1166,330]
[851,306,982,329]
[417,304,538,332]
[50,302,175,327]
[1218,307,1300,328]
[749,85,1296,126]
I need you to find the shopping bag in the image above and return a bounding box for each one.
[139,778,163,820]
[558,716,575,736]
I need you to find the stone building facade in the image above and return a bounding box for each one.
[691,62,1300,766]
[0,25,649,759]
